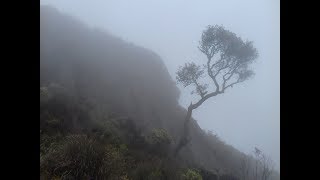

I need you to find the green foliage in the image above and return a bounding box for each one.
[199,25,258,63]
[149,169,163,179]
[145,128,173,157]
[199,25,258,86]
[40,84,248,180]
[40,134,127,179]
[181,169,203,180]
[177,25,258,100]
[102,144,128,178]
[89,120,120,144]
[89,117,142,148]
[176,63,208,97]
[176,62,205,88]
[147,128,172,145]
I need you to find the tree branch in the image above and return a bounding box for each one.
[192,79,206,98]
[190,90,221,110]
[207,58,220,92]
[210,60,220,70]
[211,54,227,70]
[222,62,241,89]
[198,46,208,55]
[213,63,229,77]
[210,46,215,58]
[223,79,241,91]
[223,62,240,79]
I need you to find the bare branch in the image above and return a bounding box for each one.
[206,58,221,92]
[209,46,215,58]
[213,63,229,77]
[210,54,227,70]
[223,79,241,91]
[221,62,242,90]
[210,60,220,70]
[224,61,241,78]
[192,79,207,98]
[222,71,235,89]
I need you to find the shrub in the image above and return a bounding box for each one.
[181,169,203,180]
[148,169,164,180]
[147,128,172,145]
[40,134,127,179]
[145,128,172,156]
[40,133,63,155]
[88,119,123,146]
[101,144,127,178]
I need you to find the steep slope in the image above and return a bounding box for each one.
[40,6,279,179]
[41,5,180,130]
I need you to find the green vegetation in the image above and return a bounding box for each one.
[40,85,207,179]
[181,169,203,180]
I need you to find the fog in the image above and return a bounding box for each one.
[41,0,280,171]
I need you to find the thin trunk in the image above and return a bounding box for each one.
[173,91,219,156]
[173,104,193,156]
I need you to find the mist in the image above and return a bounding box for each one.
[40,0,280,175]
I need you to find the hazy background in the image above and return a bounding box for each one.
[40,0,280,171]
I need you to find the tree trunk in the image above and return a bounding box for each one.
[173,104,193,156]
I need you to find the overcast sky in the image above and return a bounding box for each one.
[41,0,280,171]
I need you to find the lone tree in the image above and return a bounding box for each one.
[174,25,258,155]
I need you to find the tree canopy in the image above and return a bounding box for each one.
[177,25,258,104]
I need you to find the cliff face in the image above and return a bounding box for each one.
[41,6,182,132]
[40,6,278,179]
